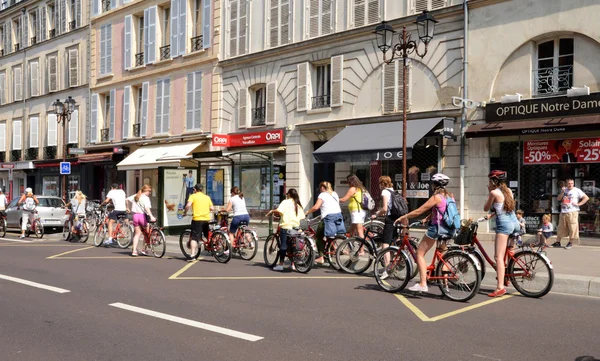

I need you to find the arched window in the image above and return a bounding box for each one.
[534,37,573,96]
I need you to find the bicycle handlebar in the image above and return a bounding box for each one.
[476,217,488,223]
[395,221,423,229]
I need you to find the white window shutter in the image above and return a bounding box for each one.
[59,0,66,33]
[30,117,39,148]
[124,15,132,70]
[239,0,248,55]
[0,73,5,105]
[40,7,46,41]
[69,108,78,144]
[75,0,81,27]
[186,72,202,130]
[431,0,447,10]
[13,120,22,150]
[100,26,106,75]
[49,56,58,92]
[30,61,39,97]
[265,82,276,125]
[296,62,308,111]
[238,88,247,128]
[281,0,290,45]
[322,0,332,35]
[140,82,149,136]
[22,12,28,46]
[229,0,238,57]
[92,0,99,17]
[367,0,379,24]
[14,67,22,101]
[90,93,98,143]
[193,72,201,129]
[109,89,116,140]
[268,0,279,48]
[36,8,41,41]
[144,8,150,63]
[414,0,428,13]
[106,25,112,73]
[353,0,365,28]
[186,73,194,130]
[309,0,318,38]
[146,6,157,63]
[68,49,78,87]
[0,123,5,152]
[162,79,170,133]
[177,0,185,55]
[47,115,57,146]
[202,0,211,49]
[170,0,179,57]
[382,61,396,113]
[122,86,131,139]
[330,55,343,107]
[397,61,412,112]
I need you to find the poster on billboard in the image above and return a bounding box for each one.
[523,137,600,165]
[163,169,197,227]
[206,169,225,206]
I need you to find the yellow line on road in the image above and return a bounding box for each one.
[46,246,95,259]
[169,261,198,279]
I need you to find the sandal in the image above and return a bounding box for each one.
[131,252,138,257]
[488,288,507,297]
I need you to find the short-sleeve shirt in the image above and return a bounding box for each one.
[0,194,7,210]
[276,198,305,230]
[381,188,394,216]
[128,194,151,214]
[230,195,249,216]
[70,198,87,215]
[318,192,342,218]
[185,176,194,188]
[106,189,127,211]
[541,222,553,232]
[560,187,586,213]
[188,192,213,221]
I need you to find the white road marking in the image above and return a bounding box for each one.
[109,302,263,342]
[473,354,502,361]
[0,237,34,243]
[0,274,70,293]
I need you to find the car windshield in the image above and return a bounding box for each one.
[38,198,64,208]
[8,199,18,208]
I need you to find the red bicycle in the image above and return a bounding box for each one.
[262,216,317,273]
[179,212,231,263]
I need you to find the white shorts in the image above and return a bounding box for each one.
[350,210,366,224]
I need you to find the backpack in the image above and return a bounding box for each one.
[442,196,461,230]
[388,189,409,219]
[358,190,376,211]
[23,196,36,211]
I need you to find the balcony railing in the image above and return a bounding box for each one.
[30,37,36,46]
[533,65,573,96]
[160,45,170,60]
[43,146,57,160]
[49,29,56,39]
[0,151,5,162]
[100,128,109,142]
[102,0,111,12]
[311,94,331,109]
[25,147,38,160]
[133,123,141,137]
[14,43,20,52]
[191,35,203,52]
[251,107,266,127]
[69,20,76,31]
[10,149,21,162]
[135,52,144,67]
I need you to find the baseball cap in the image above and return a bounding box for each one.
[25,187,33,194]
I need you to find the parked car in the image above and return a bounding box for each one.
[5,196,69,231]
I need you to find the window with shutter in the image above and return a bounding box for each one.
[48,55,58,92]
[186,71,202,131]
[308,0,332,39]
[124,15,132,69]
[29,11,37,45]
[170,0,178,56]
[413,0,446,14]
[123,86,131,139]
[0,72,5,105]
[140,82,149,136]
[382,60,412,114]
[268,0,290,48]
[40,6,46,41]
[144,7,157,64]
[47,115,58,146]
[69,108,78,144]
[109,90,115,140]
[265,82,276,125]
[155,79,170,134]
[0,123,5,152]
[296,62,309,111]
[29,116,39,148]
[13,66,22,101]
[228,0,248,57]
[202,0,211,49]
[353,0,379,28]
[90,93,98,143]
[68,48,78,87]
[22,12,28,47]
[177,0,185,55]
[59,0,66,34]
[99,24,112,75]
[13,120,22,150]
[330,55,343,107]
[30,60,40,97]
[238,88,247,128]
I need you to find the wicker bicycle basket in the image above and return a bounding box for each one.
[454,220,477,246]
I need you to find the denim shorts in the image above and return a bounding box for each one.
[425,223,451,239]
[323,213,346,238]
[495,213,520,235]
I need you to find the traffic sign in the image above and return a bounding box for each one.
[69,148,86,155]
[60,162,71,175]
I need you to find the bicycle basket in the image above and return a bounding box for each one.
[454,220,476,246]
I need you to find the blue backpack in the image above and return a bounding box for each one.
[443,197,461,230]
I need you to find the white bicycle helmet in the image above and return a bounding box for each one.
[431,173,450,187]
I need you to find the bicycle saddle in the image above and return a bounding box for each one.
[239,221,249,226]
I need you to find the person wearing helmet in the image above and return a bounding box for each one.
[395,173,455,293]
[484,170,520,297]
[17,188,39,239]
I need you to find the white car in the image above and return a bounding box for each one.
[5,196,69,230]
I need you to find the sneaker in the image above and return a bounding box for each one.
[273,265,284,271]
[19,235,25,239]
[380,271,389,280]
[408,283,429,292]
[551,241,562,248]
[564,242,573,250]
[140,249,151,256]
[131,252,138,257]
[291,263,296,271]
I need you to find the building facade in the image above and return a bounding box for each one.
[0,0,89,200]
[465,0,600,239]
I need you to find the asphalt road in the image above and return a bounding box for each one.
[1,232,600,361]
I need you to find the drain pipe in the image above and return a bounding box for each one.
[459,0,469,216]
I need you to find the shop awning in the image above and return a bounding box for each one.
[465,115,600,138]
[34,160,79,168]
[78,152,114,163]
[313,117,443,163]
[117,141,205,171]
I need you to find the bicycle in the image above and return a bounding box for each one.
[374,222,482,302]
[225,215,259,261]
[62,214,90,243]
[23,209,44,239]
[300,216,346,270]
[93,210,133,248]
[137,220,167,258]
[86,200,103,232]
[0,211,6,237]
[454,218,554,298]
[179,214,232,263]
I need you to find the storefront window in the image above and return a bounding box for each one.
[233,164,285,217]
[42,176,60,197]
[67,175,80,200]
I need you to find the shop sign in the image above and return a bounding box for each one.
[0,163,15,169]
[211,130,284,147]
[374,149,412,161]
[523,137,600,165]
[113,147,125,154]
[69,148,86,155]
[486,92,600,122]
[406,181,431,199]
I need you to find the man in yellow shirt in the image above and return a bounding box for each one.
[184,184,214,260]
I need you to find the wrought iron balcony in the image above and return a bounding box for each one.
[191,35,203,52]
[533,65,573,96]
[0,151,5,162]
[135,52,144,66]
[251,107,266,127]
[160,45,170,60]
[102,0,111,12]
[69,21,76,31]
[30,37,36,46]
[43,146,57,160]
[25,147,38,160]
[10,149,21,162]
[311,95,331,109]
[49,29,56,39]
[100,128,109,142]
[133,123,141,137]
[14,43,20,52]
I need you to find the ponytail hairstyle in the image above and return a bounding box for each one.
[490,178,516,213]
[319,181,334,195]
[346,175,366,191]
[286,188,303,215]
[231,186,243,199]
[135,185,152,203]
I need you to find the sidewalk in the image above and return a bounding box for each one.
[164,223,600,298]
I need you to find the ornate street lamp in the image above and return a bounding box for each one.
[50,96,77,201]
[374,11,438,196]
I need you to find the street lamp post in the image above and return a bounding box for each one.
[51,96,77,202]
[375,11,438,196]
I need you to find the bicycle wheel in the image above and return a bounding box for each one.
[150,228,167,258]
[324,236,345,270]
[79,221,90,243]
[263,233,280,267]
[336,237,374,275]
[508,250,554,298]
[364,219,385,234]
[436,251,481,302]
[116,222,133,249]
[293,236,315,274]
[374,247,411,292]
[238,230,258,261]
[33,220,44,239]
[93,225,107,247]
[0,218,6,238]
[62,220,72,241]
[211,231,231,263]
[179,230,201,260]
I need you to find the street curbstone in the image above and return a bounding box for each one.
[588,278,600,298]
[551,274,593,297]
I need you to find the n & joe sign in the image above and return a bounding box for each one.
[212,130,284,147]
[524,137,600,165]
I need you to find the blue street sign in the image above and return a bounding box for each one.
[60,162,71,175]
